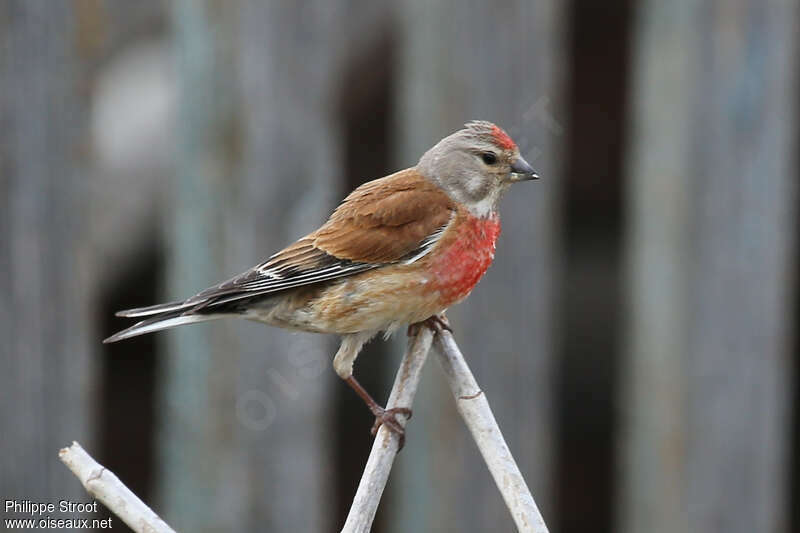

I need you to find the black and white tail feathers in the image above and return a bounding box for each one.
[114,300,198,318]
[103,307,224,343]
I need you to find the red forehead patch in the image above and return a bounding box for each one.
[491,124,516,150]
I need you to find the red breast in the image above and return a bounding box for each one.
[429,212,501,304]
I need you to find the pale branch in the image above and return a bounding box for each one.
[433,328,548,533]
[58,441,177,533]
[61,326,545,533]
[340,326,435,533]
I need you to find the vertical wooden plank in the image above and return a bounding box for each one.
[685,3,796,531]
[157,1,240,530]
[159,2,401,530]
[620,1,797,532]
[0,0,93,503]
[391,1,565,530]
[618,2,698,532]
[229,1,347,530]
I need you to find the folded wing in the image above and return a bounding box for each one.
[114,169,455,321]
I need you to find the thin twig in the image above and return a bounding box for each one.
[341,326,435,533]
[433,327,548,533]
[59,441,177,533]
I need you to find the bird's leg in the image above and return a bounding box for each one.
[407,312,453,337]
[334,332,412,448]
[344,376,412,449]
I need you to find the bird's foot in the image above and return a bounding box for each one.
[370,406,413,449]
[407,314,452,337]
[344,375,413,450]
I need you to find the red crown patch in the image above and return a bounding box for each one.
[491,124,516,150]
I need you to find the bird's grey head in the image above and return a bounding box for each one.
[418,121,538,217]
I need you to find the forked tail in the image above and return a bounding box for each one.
[103,310,221,343]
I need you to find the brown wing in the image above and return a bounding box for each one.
[115,169,455,316]
[314,168,456,263]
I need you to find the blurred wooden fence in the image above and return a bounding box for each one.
[0,1,796,532]
[619,2,797,532]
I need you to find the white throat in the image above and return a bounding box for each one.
[462,181,509,218]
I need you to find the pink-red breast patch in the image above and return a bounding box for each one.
[430,213,502,304]
[491,124,516,150]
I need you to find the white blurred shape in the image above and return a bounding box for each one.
[91,40,175,177]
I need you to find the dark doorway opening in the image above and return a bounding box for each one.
[554,1,633,532]
[332,27,396,533]
[96,244,164,532]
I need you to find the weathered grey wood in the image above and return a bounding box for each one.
[155,2,239,531]
[218,1,352,530]
[144,1,402,530]
[390,1,564,530]
[157,2,344,531]
[0,0,93,505]
[684,3,797,531]
[618,3,697,532]
[619,1,798,532]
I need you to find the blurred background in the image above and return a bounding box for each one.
[1,1,797,532]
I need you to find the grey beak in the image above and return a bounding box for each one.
[510,155,538,180]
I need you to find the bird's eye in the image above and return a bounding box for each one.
[481,152,497,165]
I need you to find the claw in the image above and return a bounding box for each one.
[425,314,452,333]
[407,314,452,337]
[370,407,413,449]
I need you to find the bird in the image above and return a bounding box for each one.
[105,120,538,445]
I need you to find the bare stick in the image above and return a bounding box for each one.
[59,441,177,533]
[341,326,435,533]
[433,328,548,533]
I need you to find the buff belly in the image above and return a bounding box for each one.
[244,266,447,335]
